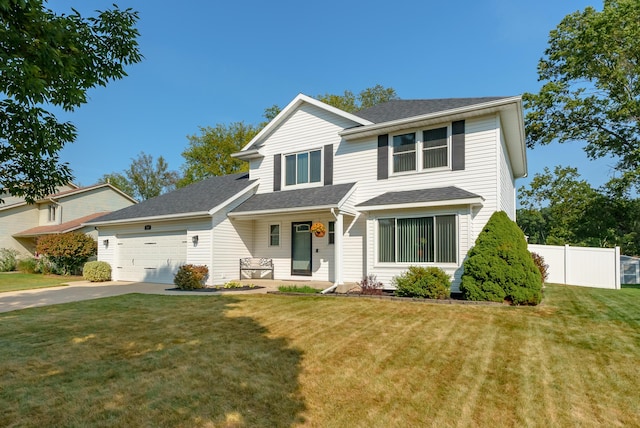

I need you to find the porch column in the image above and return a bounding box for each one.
[334,212,344,285]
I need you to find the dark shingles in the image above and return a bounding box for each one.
[352,97,510,123]
[87,173,255,223]
[231,183,356,213]
[356,187,482,207]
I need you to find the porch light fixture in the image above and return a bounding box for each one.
[103,239,109,248]
[192,235,199,246]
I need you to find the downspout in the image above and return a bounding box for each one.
[321,208,340,294]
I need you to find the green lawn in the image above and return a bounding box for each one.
[0,284,639,426]
[0,273,83,293]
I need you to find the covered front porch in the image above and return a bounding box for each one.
[227,182,359,287]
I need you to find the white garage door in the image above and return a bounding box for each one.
[116,231,187,284]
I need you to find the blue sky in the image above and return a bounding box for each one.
[50,0,612,193]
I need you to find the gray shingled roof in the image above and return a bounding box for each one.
[87,173,255,223]
[357,186,482,208]
[231,183,356,214]
[352,97,509,123]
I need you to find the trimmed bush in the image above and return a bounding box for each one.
[36,233,97,275]
[530,252,549,283]
[393,266,451,299]
[174,264,209,290]
[83,261,112,282]
[0,248,19,272]
[17,257,38,274]
[460,211,542,305]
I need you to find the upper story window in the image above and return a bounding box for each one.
[48,204,57,222]
[285,149,321,187]
[391,125,450,174]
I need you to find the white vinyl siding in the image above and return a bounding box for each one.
[249,103,360,194]
[498,123,516,219]
[343,115,502,290]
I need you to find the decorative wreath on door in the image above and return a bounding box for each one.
[310,222,326,237]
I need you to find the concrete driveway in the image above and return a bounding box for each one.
[0,281,269,314]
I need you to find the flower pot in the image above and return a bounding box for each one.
[314,230,326,238]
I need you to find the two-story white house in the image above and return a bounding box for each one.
[87,93,526,290]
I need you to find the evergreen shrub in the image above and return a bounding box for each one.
[460,211,542,305]
[83,261,112,282]
[174,264,209,290]
[393,266,451,299]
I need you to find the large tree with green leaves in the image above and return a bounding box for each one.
[517,166,640,254]
[100,152,179,201]
[178,122,259,188]
[316,84,398,113]
[0,0,142,203]
[524,0,640,188]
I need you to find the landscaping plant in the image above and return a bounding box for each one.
[17,257,38,274]
[36,233,97,275]
[82,261,112,282]
[277,285,321,294]
[358,274,384,295]
[530,252,549,283]
[460,211,542,305]
[393,266,451,299]
[173,264,209,290]
[0,248,19,272]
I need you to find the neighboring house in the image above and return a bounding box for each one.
[0,183,137,255]
[87,93,527,290]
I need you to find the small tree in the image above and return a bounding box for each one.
[36,233,97,275]
[460,211,542,305]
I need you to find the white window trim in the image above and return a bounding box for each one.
[389,123,452,176]
[268,223,281,247]
[373,213,459,267]
[282,148,324,189]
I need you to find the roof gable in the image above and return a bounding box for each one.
[235,94,373,157]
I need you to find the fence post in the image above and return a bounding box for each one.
[615,246,621,290]
[564,244,569,285]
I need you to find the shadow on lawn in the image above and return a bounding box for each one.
[0,294,306,427]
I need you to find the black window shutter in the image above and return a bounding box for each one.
[451,120,465,171]
[324,144,333,186]
[273,154,281,191]
[377,134,389,180]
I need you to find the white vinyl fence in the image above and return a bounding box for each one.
[528,244,621,289]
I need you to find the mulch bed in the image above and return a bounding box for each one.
[165,286,265,293]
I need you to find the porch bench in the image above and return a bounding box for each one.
[239,257,274,280]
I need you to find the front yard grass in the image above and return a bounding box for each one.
[1,284,639,426]
[0,273,83,293]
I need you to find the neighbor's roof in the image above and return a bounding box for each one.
[39,183,137,204]
[352,97,510,123]
[86,173,257,225]
[13,212,110,237]
[230,182,356,216]
[356,186,484,211]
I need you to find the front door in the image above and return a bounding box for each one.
[291,222,312,276]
